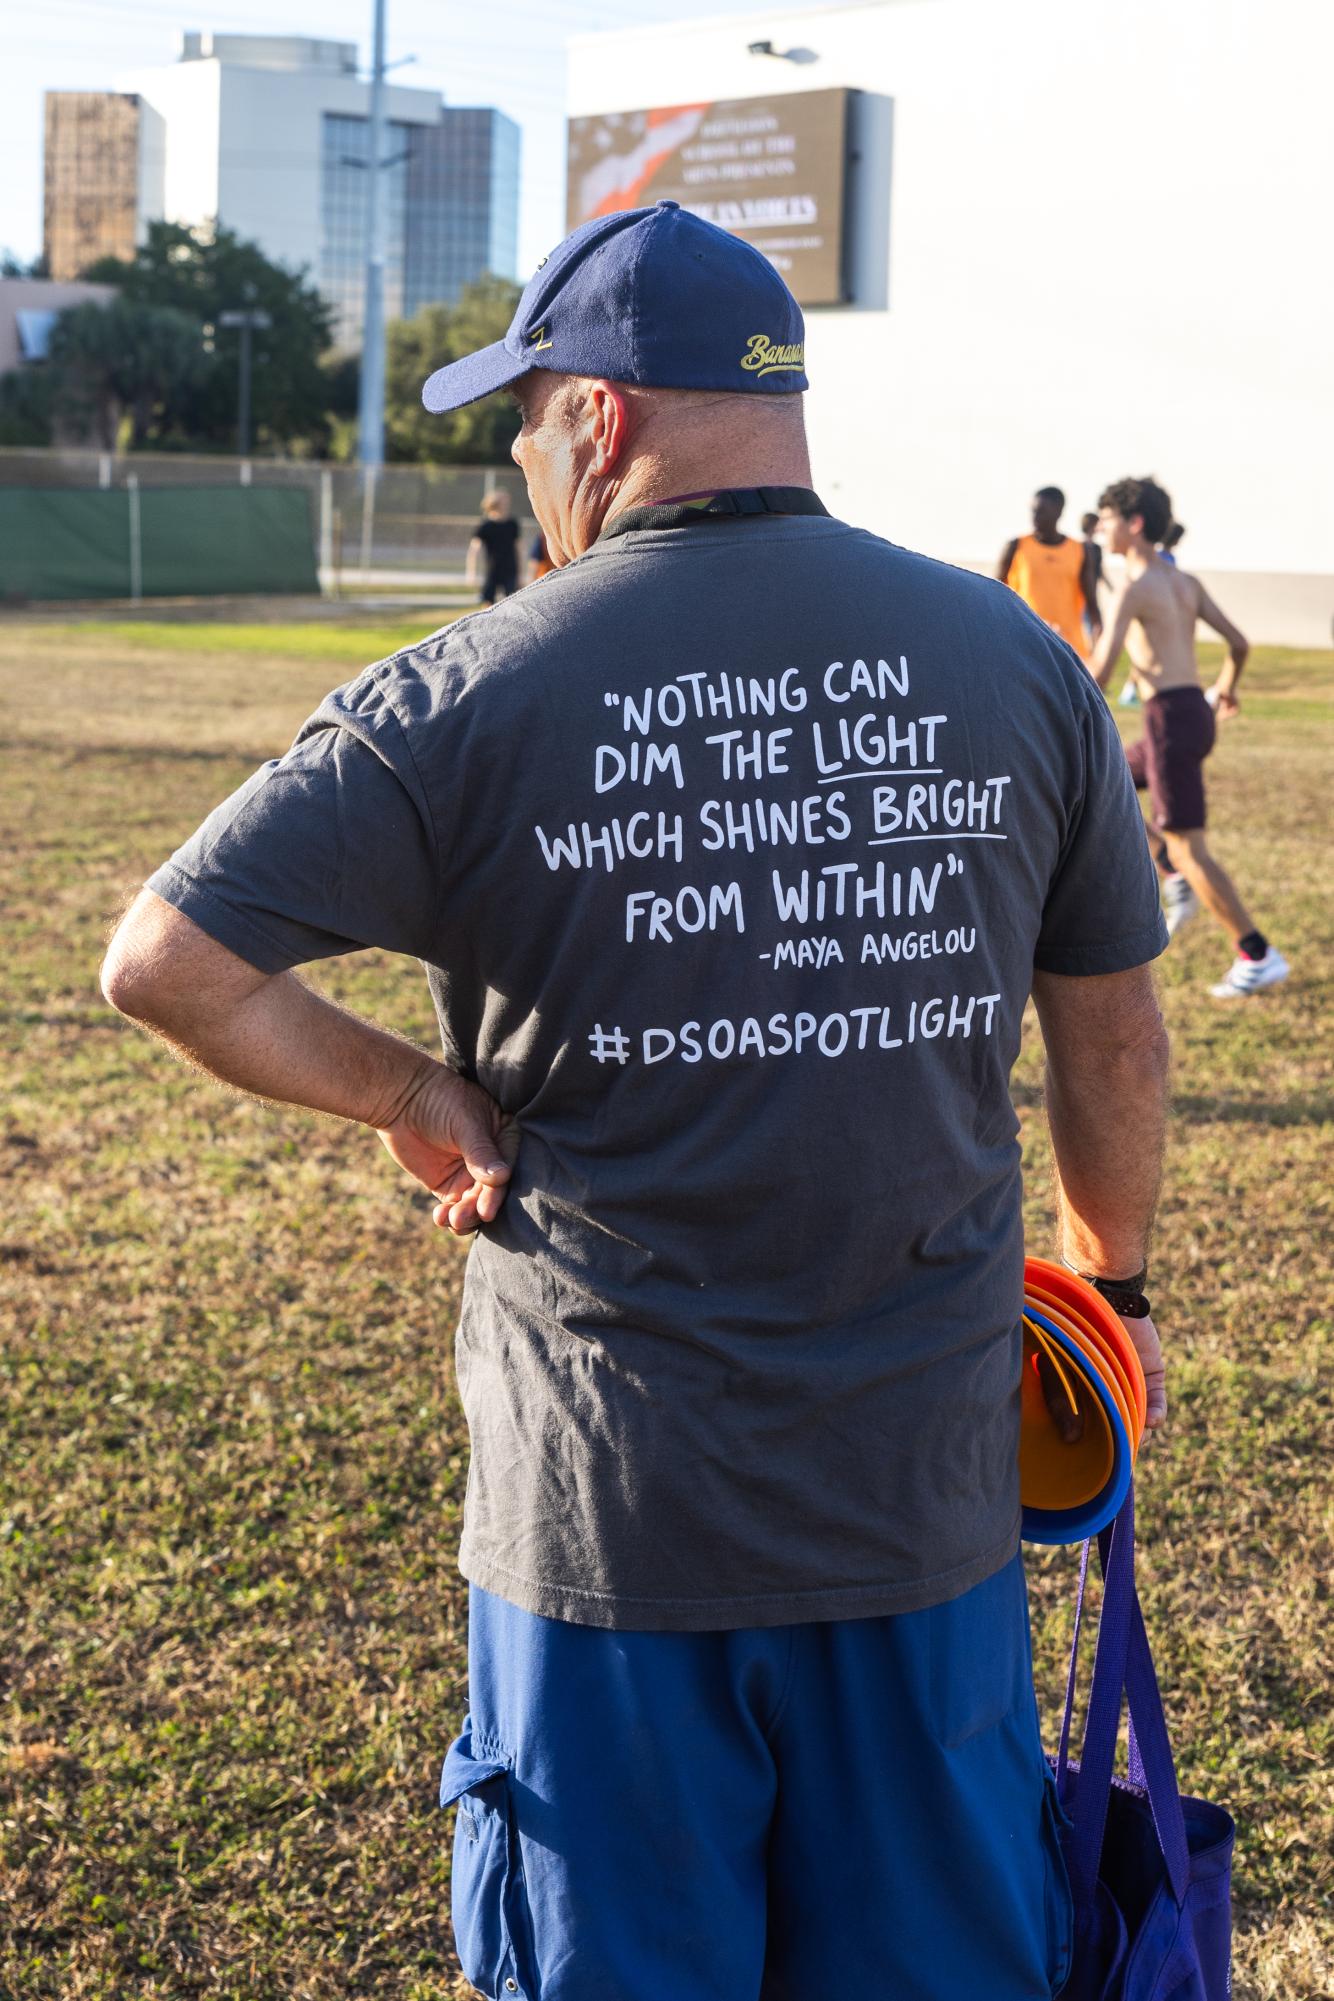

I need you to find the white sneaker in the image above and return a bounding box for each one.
[1162,875,1200,939]
[1209,947,1290,998]
[1118,681,1140,708]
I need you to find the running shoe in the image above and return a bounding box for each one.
[1162,874,1200,939]
[1118,681,1140,707]
[1209,947,1290,998]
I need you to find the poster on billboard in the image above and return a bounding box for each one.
[566,90,851,306]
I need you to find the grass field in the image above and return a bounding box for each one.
[1,615,1330,1999]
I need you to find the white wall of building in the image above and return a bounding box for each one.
[570,0,1334,644]
[212,66,439,282]
[117,52,439,285]
[120,59,223,233]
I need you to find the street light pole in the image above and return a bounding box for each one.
[357,0,388,471]
[219,307,272,457]
[237,318,253,455]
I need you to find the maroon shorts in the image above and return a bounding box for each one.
[1125,686,1216,831]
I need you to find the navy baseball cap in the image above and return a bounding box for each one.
[421,200,807,413]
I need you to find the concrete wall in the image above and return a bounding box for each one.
[569,0,1334,646]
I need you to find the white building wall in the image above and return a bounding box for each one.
[117,55,439,284]
[120,59,222,232]
[569,0,1334,644]
[135,100,166,240]
[211,67,439,283]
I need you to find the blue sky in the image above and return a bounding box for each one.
[4,0,842,277]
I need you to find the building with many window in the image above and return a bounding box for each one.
[43,93,145,280]
[43,33,520,345]
[320,105,519,342]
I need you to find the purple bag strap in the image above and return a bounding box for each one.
[1096,1521,1191,1901]
[1056,1535,1093,1789]
[1123,1580,1191,1899]
[1064,1492,1135,1910]
[1063,1489,1192,1910]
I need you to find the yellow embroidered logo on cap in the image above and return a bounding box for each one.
[528,326,553,350]
[740,334,805,377]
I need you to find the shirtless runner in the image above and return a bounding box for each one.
[1088,476,1289,998]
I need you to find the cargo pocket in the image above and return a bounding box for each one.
[1040,1766,1075,1997]
[440,1720,537,2000]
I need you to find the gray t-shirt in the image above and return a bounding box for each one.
[149,509,1166,1631]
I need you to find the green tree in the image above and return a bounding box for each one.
[1,249,50,278]
[0,368,53,446]
[46,298,205,450]
[384,276,522,464]
[82,221,335,451]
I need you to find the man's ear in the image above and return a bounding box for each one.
[588,381,629,476]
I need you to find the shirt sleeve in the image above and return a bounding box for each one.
[146,723,439,974]
[1034,673,1169,976]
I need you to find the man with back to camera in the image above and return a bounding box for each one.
[1090,475,1289,996]
[1000,485,1103,658]
[101,202,1171,1998]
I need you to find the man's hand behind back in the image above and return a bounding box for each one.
[378,1068,519,1235]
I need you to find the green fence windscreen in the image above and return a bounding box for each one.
[0,488,134,600]
[0,486,319,601]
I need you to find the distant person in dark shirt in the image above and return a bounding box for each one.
[467,490,520,603]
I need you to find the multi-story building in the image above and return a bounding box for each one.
[321,104,519,341]
[43,32,520,345]
[43,93,144,281]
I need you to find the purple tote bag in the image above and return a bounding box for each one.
[1052,1491,1235,2000]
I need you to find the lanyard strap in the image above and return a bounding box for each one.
[598,486,829,541]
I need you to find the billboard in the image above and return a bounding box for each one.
[566,90,851,306]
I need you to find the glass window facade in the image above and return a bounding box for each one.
[320,112,411,347]
[321,107,520,347]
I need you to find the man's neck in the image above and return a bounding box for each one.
[1123,539,1157,580]
[598,450,813,538]
[1033,529,1066,546]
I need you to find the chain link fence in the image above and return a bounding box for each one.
[0,448,536,591]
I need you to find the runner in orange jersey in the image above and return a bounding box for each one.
[999,486,1102,659]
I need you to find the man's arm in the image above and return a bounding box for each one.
[1086,581,1138,690]
[101,889,515,1234]
[1193,577,1249,716]
[996,536,1021,585]
[1031,962,1170,1426]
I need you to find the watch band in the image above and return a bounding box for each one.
[1091,1281,1152,1319]
[1060,1255,1151,1319]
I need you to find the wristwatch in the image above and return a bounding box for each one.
[1061,1256,1152,1319]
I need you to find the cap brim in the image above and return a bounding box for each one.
[421,340,532,414]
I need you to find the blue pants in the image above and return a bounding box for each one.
[441,1554,1073,1998]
